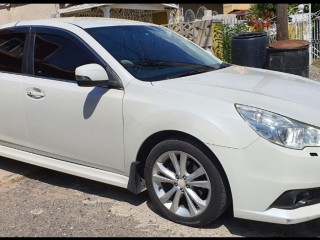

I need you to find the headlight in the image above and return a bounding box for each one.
[235,104,320,150]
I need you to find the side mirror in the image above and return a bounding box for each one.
[75,63,109,87]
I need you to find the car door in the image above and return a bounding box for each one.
[23,27,125,174]
[0,27,30,148]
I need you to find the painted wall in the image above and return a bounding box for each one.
[0,4,58,25]
[223,4,252,14]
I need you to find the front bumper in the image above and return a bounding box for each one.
[207,137,320,224]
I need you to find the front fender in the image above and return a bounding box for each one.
[123,80,258,174]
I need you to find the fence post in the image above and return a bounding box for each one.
[308,3,312,64]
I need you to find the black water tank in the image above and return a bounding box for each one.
[231,32,269,68]
[266,40,310,78]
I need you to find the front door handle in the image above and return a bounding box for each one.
[26,87,46,99]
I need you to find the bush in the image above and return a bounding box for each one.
[213,23,248,63]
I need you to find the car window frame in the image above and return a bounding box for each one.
[0,26,31,75]
[27,26,123,89]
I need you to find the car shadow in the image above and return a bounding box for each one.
[206,208,320,237]
[0,157,41,179]
[83,87,107,119]
[0,156,147,206]
[1,157,320,237]
[146,199,320,237]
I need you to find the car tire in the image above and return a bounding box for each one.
[144,139,228,227]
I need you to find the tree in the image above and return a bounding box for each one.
[246,4,276,22]
[276,4,288,41]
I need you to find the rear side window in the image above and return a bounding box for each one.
[34,33,98,81]
[0,33,26,74]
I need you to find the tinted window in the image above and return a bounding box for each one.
[0,33,26,73]
[34,34,98,81]
[87,26,222,81]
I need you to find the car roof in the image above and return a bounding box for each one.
[0,17,153,30]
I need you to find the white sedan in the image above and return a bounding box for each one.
[0,18,320,227]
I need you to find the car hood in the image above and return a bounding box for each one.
[152,65,320,126]
[153,65,320,108]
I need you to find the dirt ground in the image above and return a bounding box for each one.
[312,59,320,68]
[310,60,320,81]
[1,157,320,237]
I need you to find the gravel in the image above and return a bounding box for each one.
[310,65,320,81]
[1,158,320,237]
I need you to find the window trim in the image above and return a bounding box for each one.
[28,26,123,89]
[0,26,30,75]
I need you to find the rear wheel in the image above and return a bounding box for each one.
[144,139,229,226]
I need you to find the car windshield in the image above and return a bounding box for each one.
[86,25,226,81]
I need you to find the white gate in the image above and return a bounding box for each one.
[312,10,320,61]
[289,8,320,63]
[212,14,238,26]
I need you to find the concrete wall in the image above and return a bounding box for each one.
[0,4,58,25]
[164,20,213,52]
[179,4,223,15]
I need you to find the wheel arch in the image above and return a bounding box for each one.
[127,130,232,205]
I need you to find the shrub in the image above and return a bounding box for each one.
[213,23,248,63]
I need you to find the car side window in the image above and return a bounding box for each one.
[34,33,99,81]
[0,32,26,74]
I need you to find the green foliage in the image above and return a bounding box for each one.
[288,3,299,14]
[247,4,319,20]
[246,4,276,23]
[312,4,320,13]
[213,23,248,63]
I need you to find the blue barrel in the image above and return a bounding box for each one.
[231,32,269,68]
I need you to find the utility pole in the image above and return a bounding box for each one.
[276,4,289,41]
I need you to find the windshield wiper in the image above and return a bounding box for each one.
[167,69,212,79]
[135,60,215,70]
[165,62,232,79]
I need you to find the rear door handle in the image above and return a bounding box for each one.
[26,87,46,99]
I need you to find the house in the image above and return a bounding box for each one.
[223,4,252,14]
[0,3,179,25]
[0,4,59,25]
[58,3,179,25]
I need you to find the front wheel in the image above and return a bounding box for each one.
[144,139,229,227]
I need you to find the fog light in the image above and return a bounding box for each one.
[293,191,310,208]
[271,190,311,209]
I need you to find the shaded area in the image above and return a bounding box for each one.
[0,157,40,185]
[83,87,107,119]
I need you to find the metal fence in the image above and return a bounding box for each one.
[312,11,320,61]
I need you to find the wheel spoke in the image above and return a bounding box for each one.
[152,150,212,218]
[159,186,177,203]
[155,162,176,180]
[188,180,210,189]
[186,166,205,182]
[170,190,183,213]
[169,152,180,176]
[179,152,187,176]
[186,188,207,211]
[153,174,176,184]
[185,190,198,217]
